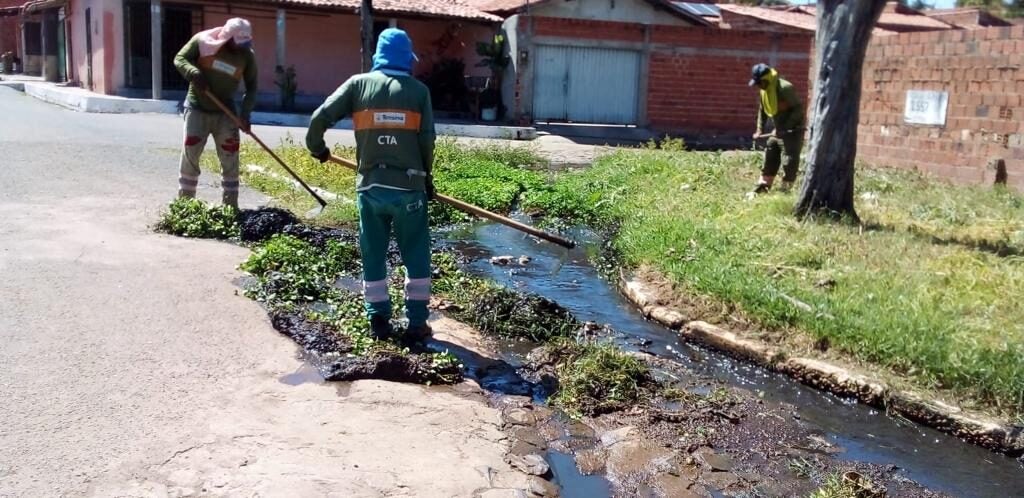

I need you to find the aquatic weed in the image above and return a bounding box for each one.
[155,198,239,239]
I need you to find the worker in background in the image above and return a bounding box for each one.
[305,28,436,343]
[173,17,258,208]
[749,63,805,194]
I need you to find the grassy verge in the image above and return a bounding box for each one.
[202,136,547,226]
[526,149,1024,417]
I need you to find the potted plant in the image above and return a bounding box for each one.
[275,65,298,112]
[475,34,511,120]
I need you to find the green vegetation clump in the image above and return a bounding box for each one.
[156,198,239,239]
[808,474,862,498]
[432,252,578,342]
[548,339,655,417]
[240,234,358,306]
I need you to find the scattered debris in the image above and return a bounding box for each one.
[491,255,515,265]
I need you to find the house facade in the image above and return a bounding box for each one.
[10,0,501,111]
[477,0,812,142]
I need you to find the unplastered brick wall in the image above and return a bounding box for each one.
[520,15,812,140]
[647,27,812,137]
[858,26,1024,190]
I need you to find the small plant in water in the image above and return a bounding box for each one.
[156,198,239,239]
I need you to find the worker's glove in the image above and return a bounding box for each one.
[426,174,436,201]
[239,117,252,134]
[311,148,331,163]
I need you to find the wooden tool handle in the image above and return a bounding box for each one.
[328,155,577,249]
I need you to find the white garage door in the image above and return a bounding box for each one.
[532,45,642,125]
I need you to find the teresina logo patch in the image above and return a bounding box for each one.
[374,112,407,126]
[212,60,238,75]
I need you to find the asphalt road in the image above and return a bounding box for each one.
[0,88,527,497]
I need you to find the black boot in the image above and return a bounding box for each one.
[369,315,394,340]
[404,323,433,344]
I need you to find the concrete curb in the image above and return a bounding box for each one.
[253,111,538,141]
[22,82,179,114]
[9,81,538,140]
[619,271,1024,457]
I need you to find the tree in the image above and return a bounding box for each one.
[795,0,887,221]
[957,0,1024,17]
[360,0,374,72]
[900,0,933,10]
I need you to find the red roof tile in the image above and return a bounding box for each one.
[248,0,502,23]
[718,4,816,32]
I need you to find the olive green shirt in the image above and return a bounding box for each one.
[756,78,804,136]
[174,34,258,119]
[307,70,435,192]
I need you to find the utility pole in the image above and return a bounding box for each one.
[360,0,374,72]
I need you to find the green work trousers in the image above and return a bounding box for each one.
[358,187,431,327]
[762,133,803,183]
[178,108,241,207]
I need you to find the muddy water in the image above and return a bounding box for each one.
[445,222,1024,498]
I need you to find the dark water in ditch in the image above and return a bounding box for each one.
[444,221,1024,498]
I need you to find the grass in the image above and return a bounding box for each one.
[547,339,655,417]
[808,474,860,498]
[522,149,1024,417]
[204,136,547,226]
[155,198,239,239]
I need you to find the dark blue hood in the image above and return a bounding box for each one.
[372,28,417,73]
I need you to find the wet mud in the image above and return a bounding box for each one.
[270,311,463,385]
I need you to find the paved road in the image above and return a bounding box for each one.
[0,88,528,497]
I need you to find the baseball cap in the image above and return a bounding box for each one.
[749,63,771,86]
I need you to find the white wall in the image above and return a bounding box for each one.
[532,0,693,26]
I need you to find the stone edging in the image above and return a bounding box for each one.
[619,273,1024,457]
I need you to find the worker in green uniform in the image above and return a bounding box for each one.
[749,63,805,194]
[174,17,258,208]
[305,28,436,342]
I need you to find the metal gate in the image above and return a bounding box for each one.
[533,45,641,125]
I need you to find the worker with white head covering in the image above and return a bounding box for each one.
[173,17,257,208]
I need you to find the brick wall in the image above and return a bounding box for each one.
[532,16,645,42]
[0,0,20,57]
[859,26,1024,190]
[0,17,17,56]
[647,27,812,137]
[520,15,813,141]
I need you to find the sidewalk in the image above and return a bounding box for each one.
[0,77,538,141]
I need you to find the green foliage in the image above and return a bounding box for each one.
[523,149,1024,416]
[430,139,547,224]
[475,33,511,72]
[808,474,860,498]
[240,234,358,306]
[432,251,578,341]
[428,350,464,385]
[155,198,240,239]
[550,340,654,417]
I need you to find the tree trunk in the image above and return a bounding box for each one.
[795,0,886,221]
[360,0,374,72]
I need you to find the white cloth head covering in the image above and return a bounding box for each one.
[197,18,252,57]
